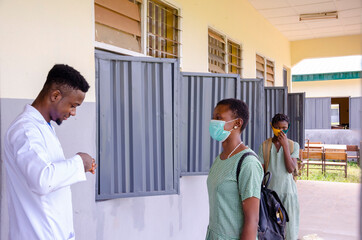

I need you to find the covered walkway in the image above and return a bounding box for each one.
[298,180,360,240]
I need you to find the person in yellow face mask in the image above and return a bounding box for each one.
[257,113,300,240]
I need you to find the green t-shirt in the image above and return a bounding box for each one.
[257,141,300,195]
[206,148,263,240]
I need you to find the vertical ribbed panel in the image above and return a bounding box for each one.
[239,79,265,152]
[350,97,361,130]
[288,93,305,147]
[180,73,240,175]
[264,87,288,139]
[95,50,179,199]
[305,97,331,129]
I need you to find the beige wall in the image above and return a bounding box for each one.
[0,0,295,100]
[1,1,360,100]
[292,78,361,98]
[0,0,95,101]
[167,0,291,86]
[291,35,361,66]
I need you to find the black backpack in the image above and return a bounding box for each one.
[236,152,289,240]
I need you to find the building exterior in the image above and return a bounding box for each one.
[292,55,361,145]
[0,0,360,239]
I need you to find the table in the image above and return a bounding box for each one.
[304,144,347,150]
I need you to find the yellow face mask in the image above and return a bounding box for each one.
[271,123,281,136]
[270,122,290,136]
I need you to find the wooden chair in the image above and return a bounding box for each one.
[346,145,360,165]
[306,146,323,151]
[304,142,323,151]
[301,149,324,178]
[323,150,348,178]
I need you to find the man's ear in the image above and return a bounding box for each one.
[50,90,62,103]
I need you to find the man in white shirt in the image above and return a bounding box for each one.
[4,64,96,240]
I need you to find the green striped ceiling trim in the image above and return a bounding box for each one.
[292,71,361,82]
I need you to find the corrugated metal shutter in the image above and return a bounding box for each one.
[180,73,241,175]
[350,97,361,129]
[95,50,179,199]
[288,93,305,147]
[239,79,265,152]
[305,98,331,129]
[264,87,288,139]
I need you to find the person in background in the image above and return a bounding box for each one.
[206,98,263,240]
[258,113,300,240]
[4,64,96,240]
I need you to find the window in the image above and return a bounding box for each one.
[208,30,226,73]
[94,0,142,53]
[227,40,242,75]
[95,50,179,199]
[331,104,340,126]
[94,0,180,58]
[208,29,243,75]
[180,73,275,175]
[256,54,265,79]
[147,0,180,58]
[266,60,275,86]
[256,54,275,86]
[331,97,350,129]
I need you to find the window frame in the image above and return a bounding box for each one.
[266,59,275,86]
[94,0,181,60]
[256,53,275,86]
[256,53,265,80]
[146,0,181,58]
[208,28,243,76]
[208,29,226,73]
[227,39,243,76]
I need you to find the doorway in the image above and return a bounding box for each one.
[331,97,349,129]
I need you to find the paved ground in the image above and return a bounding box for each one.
[297,180,360,240]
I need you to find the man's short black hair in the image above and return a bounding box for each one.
[44,64,90,93]
[217,98,249,132]
[272,113,290,126]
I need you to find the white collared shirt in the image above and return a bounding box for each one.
[4,105,86,240]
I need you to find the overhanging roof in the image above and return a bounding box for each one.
[292,55,362,75]
[247,0,361,41]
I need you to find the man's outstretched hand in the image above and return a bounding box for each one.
[77,152,97,174]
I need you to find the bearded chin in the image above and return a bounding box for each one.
[55,119,62,125]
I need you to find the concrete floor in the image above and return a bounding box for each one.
[297,180,360,240]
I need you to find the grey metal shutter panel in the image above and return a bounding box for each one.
[95,50,180,199]
[305,98,331,129]
[239,79,265,152]
[350,97,361,129]
[264,87,288,139]
[288,92,305,147]
[305,98,316,129]
[180,73,241,175]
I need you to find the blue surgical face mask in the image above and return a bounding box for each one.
[209,119,238,142]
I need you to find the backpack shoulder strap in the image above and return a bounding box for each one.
[236,151,258,185]
[262,138,273,172]
[287,139,294,155]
